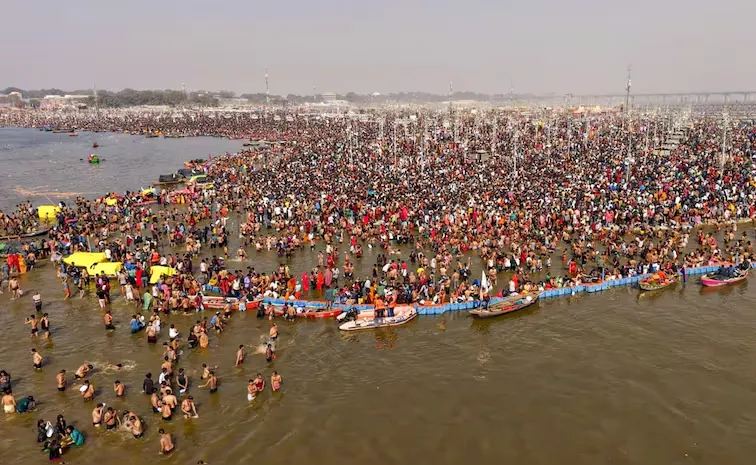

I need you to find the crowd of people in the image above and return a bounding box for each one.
[1,105,755,461]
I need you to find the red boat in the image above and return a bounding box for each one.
[266,305,342,319]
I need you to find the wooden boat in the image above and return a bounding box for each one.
[469,292,540,319]
[338,306,417,331]
[0,226,52,241]
[92,143,99,148]
[701,269,748,287]
[202,295,261,312]
[266,305,342,319]
[69,133,78,137]
[639,274,679,291]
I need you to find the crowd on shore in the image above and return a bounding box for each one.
[1,106,756,460]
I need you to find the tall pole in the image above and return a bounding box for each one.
[721,108,728,175]
[624,65,632,113]
[393,121,397,165]
[93,84,98,113]
[491,117,497,156]
[313,85,316,103]
[513,124,518,173]
[265,67,270,113]
[448,81,453,119]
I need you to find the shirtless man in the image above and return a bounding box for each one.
[103,406,120,430]
[81,380,95,401]
[159,428,174,454]
[200,364,216,380]
[271,371,283,392]
[103,311,115,331]
[235,345,245,366]
[25,314,39,339]
[2,390,17,413]
[31,348,43,369]
[74,363,93,380]
[56,370,67,391]
[162,389,178,411]
[9,277,21,300]
[160,357,173,377]
[199,331,209,349]
[269,322,279,340]
[160,398,173,421]
[181,396,198,418]
[200,371,218,393]
[113,380,125,397]
[150,391,162,413]
[123,410,144,438]
[92,403,105,427]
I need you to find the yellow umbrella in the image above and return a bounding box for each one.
[89,262,123,277]
[63,252,107,268]
[149,265,177,284]
[37,205,60,220]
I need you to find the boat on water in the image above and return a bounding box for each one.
[152,173,186,186]
[0,226,52,241]
[639,274,679,291]
[338,306,417,331]
[202,295,261,312]
[92,143,99,148]
[701,269,748,287]
[69,133,78,137]
[266,305,342,319]
[469,292,540,318]
[88,155,100,164]
[52,128,74,133]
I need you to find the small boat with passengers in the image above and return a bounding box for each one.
[338,305,417,331]
[469,292,540,318]
[701,266,749,287]
[639,271,679,291]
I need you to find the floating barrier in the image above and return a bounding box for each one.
[200,263,750,316]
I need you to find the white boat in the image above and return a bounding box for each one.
[338,305,417,331]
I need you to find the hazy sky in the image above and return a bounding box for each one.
[2,0,754,96]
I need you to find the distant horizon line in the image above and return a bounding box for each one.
[4,86,755,99]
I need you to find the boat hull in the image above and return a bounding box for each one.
[339,307,417,331]
[701,271,748,287]
[639,276,679,291]
[469,293,540,318]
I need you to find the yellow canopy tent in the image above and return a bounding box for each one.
[89,262,123,277]
[63,252,107,268]
[149,265,177,284]
[105,197,119,206]
[37,205,61,221]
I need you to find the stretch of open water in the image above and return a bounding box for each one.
[1,128,756,465]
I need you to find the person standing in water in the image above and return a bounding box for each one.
[32,291,42,312]
[200,371,218,393]
[39,313,51,340]
[235,345,245,366]
[265,344,275,363]
[25,314,39,339]
[271,372,282,392]
[56,370,67,391]
[31,348,43,369]
[159,428,174,454]
[181,396,199,418]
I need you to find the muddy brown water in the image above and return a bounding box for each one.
[1,128,756,465]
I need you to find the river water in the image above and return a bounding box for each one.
[1,128,756,465]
